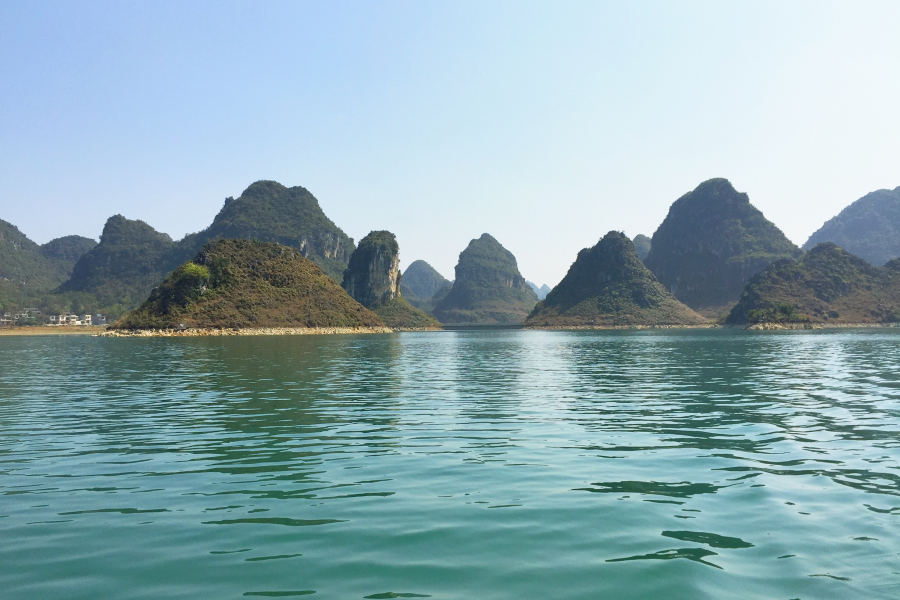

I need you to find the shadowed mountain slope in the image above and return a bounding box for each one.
[644,178,801,316]
[632,234,651,261]
[59,215,176,309]
[177,181,354,281]
[59,180,355,314]
[401,260,450,299]
[803,186,900,266]
[526,231,706,327]
[0,219,97,309]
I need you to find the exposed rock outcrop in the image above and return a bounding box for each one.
[342,231,401,309]
[177,180,355,281]
[433,233,538,325]
[803,186,900,266]
[526,231,707,327]
[644,178,801,316]
[342,231,441,328]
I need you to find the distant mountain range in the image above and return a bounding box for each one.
[4,176,900,329]
[0,219,96,310]
[57,181,356,317]
[631,234,651,261]
[400,260,452,313]
[527,281,551,300]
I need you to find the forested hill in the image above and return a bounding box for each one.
[433,233,538,325]
[726,243,900,325]
[115,239,383,330]
[526,231,706,327]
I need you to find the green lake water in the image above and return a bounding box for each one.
[1,329,898,599]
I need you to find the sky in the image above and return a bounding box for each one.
[2,1,899,287]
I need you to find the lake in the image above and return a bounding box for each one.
[1,329,898,599]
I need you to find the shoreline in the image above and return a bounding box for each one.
[526,322,900,331]
[0,326,108,336]
[4,322,898,337]
[524,323,721,330]
[97,326,395,337]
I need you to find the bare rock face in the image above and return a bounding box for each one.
[342,231,400,309]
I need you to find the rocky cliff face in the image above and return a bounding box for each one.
[342,231,400,309]
[341,231,440,328]
[644,178,801,315]
[526,231,706,327]
[803,186,900,266]
[433,233,538,324]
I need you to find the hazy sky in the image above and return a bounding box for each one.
[2,1,899,286]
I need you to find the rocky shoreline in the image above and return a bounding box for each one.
[98,326,394,337]
[525,324,721,331]
[74,322,900,337]
[527,322,900,331]
[746,322,900,330]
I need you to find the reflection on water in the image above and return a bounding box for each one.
[0,329,899,599]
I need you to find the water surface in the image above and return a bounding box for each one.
[1,329,898,599]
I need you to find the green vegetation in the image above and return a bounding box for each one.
[0,219,97,313]
[40,235,98,263]
[726,243,900,324]
[115,239,383,330]
[400,260,452,313]
[177,180,355,281]
[526,231,707,327]
[58,215,177,313]
[644,178,802,316]
[375,296,442,328]
[433,233,538,325]
[632,234,651,261]
[803,186,900,266]
[53,180,356,319]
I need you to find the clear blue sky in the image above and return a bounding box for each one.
[2,1,899,286]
